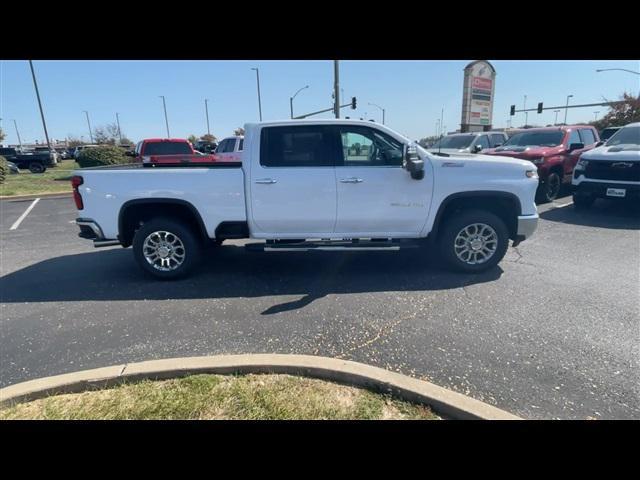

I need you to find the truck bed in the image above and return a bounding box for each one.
[75,163,246,240]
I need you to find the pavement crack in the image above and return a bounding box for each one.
[119,364,128,376]
[336,312,415,359]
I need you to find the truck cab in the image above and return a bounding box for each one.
[215,136,243,162]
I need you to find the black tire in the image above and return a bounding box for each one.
[573,192,595,210]
[536,171,562,203]
[29,162,46,174]
[132,217,201,280]
[439,209,510,274]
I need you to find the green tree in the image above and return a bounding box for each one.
[591,92,640,131]
[187,134,198,145]
[419,135,439,148]
[200,134,217,142]
[234,127,245,136]
[67,136,84,147]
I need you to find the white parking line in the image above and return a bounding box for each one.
[9,198,40,230]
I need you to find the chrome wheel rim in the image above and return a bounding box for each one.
[454,223,498,265]
[547,175,560,199]
[142,231,186,272]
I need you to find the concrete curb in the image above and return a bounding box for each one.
[0,354,521,420]
[0,191,72,201]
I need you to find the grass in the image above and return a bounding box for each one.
[0,374,440,420]
[0,159,77,197]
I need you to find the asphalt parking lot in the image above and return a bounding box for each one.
[1,193,639,419]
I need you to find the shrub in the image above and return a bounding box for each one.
[0,156,8,184]
[76,146,130,168]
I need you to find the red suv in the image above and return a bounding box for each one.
[484,125,600,202]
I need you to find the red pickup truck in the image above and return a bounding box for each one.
[484,125,600,202]
[130,138,219,165]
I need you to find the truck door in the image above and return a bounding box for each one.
[249,125,337,236]
[333,125,432,236]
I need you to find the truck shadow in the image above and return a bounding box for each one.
[539,199,640,230]
[0,246,503,314]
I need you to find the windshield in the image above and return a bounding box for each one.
[431,135,475,149]
[600,128,620,141]
[144,142,193,155]
[503,131,564,147]
[605,126,640,146]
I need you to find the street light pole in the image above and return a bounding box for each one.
[13,120,23,148]
[83,110,93,143]
[594,111,600,122]
[159,96,170,137]
[205,99,211,135]
[251,68,263,121]
[290,85,309,119]
[554,110,560,125]
[564,94,573,125]
[115,112,123,144]
[368,102,386,125]
[29,60,52,151]
[333,60,340,119]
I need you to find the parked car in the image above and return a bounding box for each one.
[215,136,243,162]
[55,147,70,160]
[599,126,622,142]
[572,122,640,209]
[194,140,218,154]
[72,119,539,279]
[484,125,600,203]
[34,146,60,164]
[427,132,508,155]
[0,147,56,173]
[73,145,99,159]
[6,161,19,174]
[130,138,218,165]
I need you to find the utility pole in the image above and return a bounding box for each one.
[251,68,263,121]
[205,99,211,135]
[554,110,560,125]
[28,60,52,151]
[13,119,23,148]
[593,111,600,122]
[333,60,340,119]
[83,110,93,143]
[159,96,170,137]
[115,112,123,144]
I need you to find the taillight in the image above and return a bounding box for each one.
[71,175,84,210]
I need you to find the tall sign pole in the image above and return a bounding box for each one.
[28,60,52,150]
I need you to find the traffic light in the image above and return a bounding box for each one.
[537,102,543,114]
[351,97,357,109]
[510,105,516,116]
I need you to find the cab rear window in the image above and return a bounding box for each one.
[143,142,192,155]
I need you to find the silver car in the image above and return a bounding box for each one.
[428,131,508,155]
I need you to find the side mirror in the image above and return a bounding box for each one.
[568,142,584,152]
[403,144,424,180]
[595,140,604,147]
[472,144,483,153]
[125,150,135,157]
[494,143,503,148]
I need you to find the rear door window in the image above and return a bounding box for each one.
[490,134,506,147]
[579,129,596,145]
[567,130,581,147]
[260,125,335,167]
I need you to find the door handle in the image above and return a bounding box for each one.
[340,177,363,183]
[255,178,277,184]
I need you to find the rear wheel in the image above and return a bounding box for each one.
[132,218,201,280]
[29,162,46,174]
[536,171,561,203]
[439,209,509,273]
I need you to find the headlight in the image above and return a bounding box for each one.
[526,170,538,178]
[530,157,544,165]
[575,159,589,170]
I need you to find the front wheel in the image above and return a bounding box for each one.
[536,172,561,203]
[29,162,46,174]
[573,192,595,210]
[132,218,201,280]
[439,209,510,273]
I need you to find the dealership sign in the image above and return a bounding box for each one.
[461,61,496,131]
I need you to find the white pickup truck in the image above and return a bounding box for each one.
[72,119,539,279]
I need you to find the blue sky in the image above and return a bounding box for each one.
[1,60,638,145]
